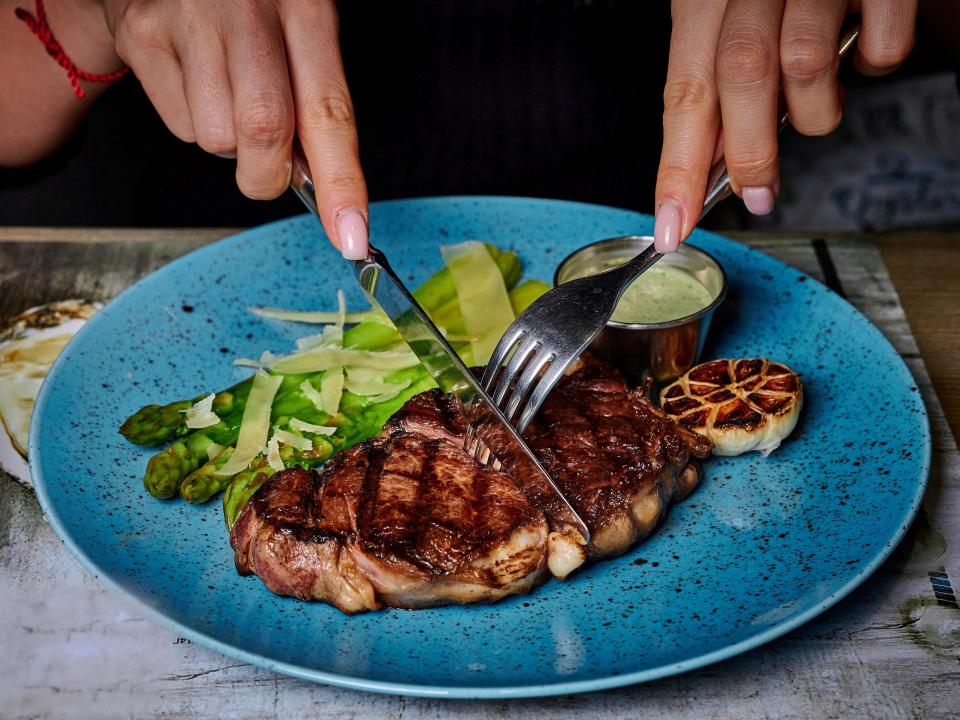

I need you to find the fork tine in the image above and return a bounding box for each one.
[513,360,568,432]
[481,326,526,387]
[474,437,491,464]
[490,339,539,406]
[502,348,555,424]
[471,434,485,463]
[466,420,486,463]
[464,423,477,457]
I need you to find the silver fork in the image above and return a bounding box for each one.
[478,166,731,437]
[477,26,860,442]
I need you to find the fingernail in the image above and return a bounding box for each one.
[742,186,775,216]
[214,152,237,159]
[654,200,682,253]
[336,209,368,260]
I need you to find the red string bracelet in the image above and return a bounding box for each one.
[15,0,129,99]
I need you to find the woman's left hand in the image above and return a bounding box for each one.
[654,0,919,253]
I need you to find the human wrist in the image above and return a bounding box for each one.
[48,0,124,76]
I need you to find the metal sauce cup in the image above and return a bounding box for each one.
[554,236,727,387]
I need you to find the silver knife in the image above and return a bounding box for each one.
[289,146,590,542]
[354,247,590,542]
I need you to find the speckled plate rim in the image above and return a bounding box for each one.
[30,197,931,699]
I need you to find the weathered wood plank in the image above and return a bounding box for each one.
[0,238,223,322]
[0,227,239,243]
[1,233,957,720]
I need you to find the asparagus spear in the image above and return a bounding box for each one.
[119,244,519,447]
[119,399,194,446]
[143,373,311,499]
[178,446,235,503]
[222,457,274,529]
[182,431,337,504]
[144,432,222,499]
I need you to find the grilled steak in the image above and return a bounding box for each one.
[524,356,712,558]
[231,356,711,612]
[231,432,548,613]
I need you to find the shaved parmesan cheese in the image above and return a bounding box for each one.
[214,370,282,476]
[441,241,516,364]
[300,379,326,411]
[344,369,408,397]
[341,366,383,383]
[264,436,284,473]
[233,350,279,368]
[184,393,219,429]
[321,369,344,414]
[268,347,418,374]
[289,418,337,435]
[249,307,389,325]
[367,380,412,404]
[335,289,346,331]
[294,320,346,351]
[296,330,332,351]
[273,428,314,451]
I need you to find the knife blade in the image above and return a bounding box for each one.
[355,247,590,543]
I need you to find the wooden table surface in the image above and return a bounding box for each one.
[872,233,960,442]
[1,227,958,720]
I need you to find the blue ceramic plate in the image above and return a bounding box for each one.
[32,198,929,698]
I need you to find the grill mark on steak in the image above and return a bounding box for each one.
[232,355,712,612]
[412,442,435,571]
[356,442,386,551]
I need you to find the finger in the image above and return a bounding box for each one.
[226,6,295,200]
[716,0,786,214]
[175,23,235,155]
[855,0,917,76]
[113,5,193,142]
[780,0,846,136]
[654,0,728,252]
[281,1,368,259]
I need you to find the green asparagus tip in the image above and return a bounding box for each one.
[180,447,235,504]
[180,468,228,504]
[120,400,192,446]
[144,447,191,499]
[223,462,275,529]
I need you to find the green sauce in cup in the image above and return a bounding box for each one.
[609,264,714,324]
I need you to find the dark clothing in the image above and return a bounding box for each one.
[0,2,953,228]
[0,1,671,226]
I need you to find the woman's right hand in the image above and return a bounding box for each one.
[102,0,369,259]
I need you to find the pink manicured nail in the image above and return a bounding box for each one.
[653,200,682,253]
[336,209,368,260]
[742,186,775,216]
